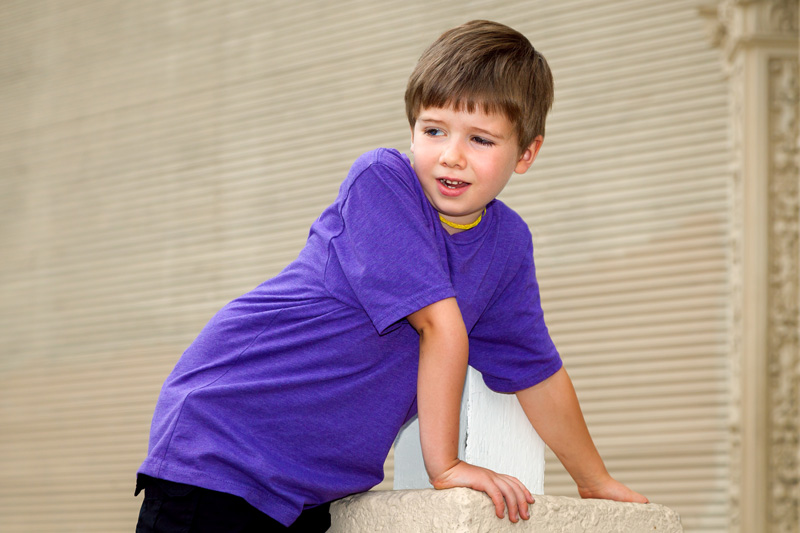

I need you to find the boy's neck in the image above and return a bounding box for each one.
[441,222,462,235]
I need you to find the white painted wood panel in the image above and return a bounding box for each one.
[394,367,546,495]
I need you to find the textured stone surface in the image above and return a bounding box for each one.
[329,488,683,533]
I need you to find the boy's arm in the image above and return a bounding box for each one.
[515,367,648,503]
[407,297,534,523]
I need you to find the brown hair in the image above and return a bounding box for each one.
[405,20,554,152]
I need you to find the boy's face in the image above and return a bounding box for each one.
[410,106,542,232]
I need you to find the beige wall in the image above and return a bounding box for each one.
[521,5,732,532]
[1,1,795,532]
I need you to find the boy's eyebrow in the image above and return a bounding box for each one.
[417,116,508,140]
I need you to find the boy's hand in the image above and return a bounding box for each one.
[430,460,534,522]
[577,475,649,504]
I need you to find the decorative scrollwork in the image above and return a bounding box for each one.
[767,55,800,533]
[769,0,799,32]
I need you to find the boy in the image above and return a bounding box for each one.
[135,20,647,532]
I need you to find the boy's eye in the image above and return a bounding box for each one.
[423,127,444,137]
[472,136,494,146]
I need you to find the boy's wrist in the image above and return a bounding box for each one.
[428,458,463,488]
[575,470,613,497]
[576,474,649,504]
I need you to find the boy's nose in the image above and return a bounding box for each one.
[440,142,466,168]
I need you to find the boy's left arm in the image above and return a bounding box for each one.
[515,367,649,503]
[409,297,535,522]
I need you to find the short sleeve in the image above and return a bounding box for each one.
[327,150,455,334]
[468,238,562,392]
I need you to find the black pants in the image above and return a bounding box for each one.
[135,476,331,532]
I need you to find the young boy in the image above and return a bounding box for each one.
[135,20,647,532]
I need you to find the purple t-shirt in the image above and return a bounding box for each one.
[138,148,562,526]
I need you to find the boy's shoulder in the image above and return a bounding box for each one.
[338,148,419,201]
[490,199,533,241]
[349,148,412,178]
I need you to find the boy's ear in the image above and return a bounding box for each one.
[409,126,415,153]
[514,136,544,174]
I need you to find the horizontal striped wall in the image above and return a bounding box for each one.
[502,3,731,532]
[0,1,730,531]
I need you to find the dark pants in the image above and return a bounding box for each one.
[135,475,331,532]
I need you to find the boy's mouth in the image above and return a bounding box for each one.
[437,177,470,197]
[438,178,469,189]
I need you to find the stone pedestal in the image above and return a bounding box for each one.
[380,363,684,531]
[329,488,684,533]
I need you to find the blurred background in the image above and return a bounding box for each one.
[0,1,797,532]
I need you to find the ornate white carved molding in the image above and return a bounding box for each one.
[699,0,799,63]
[767,55,799,533]
[697,1,799,532]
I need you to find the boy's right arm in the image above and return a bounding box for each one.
[515,367,648,503]
[408,298,534,523]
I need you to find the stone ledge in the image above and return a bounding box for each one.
[329,488,683,532]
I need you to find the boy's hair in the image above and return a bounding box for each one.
[405,20,554,152]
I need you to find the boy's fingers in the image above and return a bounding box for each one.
[500,474,531,520]
[485,484,506,519]
[511,483,530,520]
[495,478,522,522]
